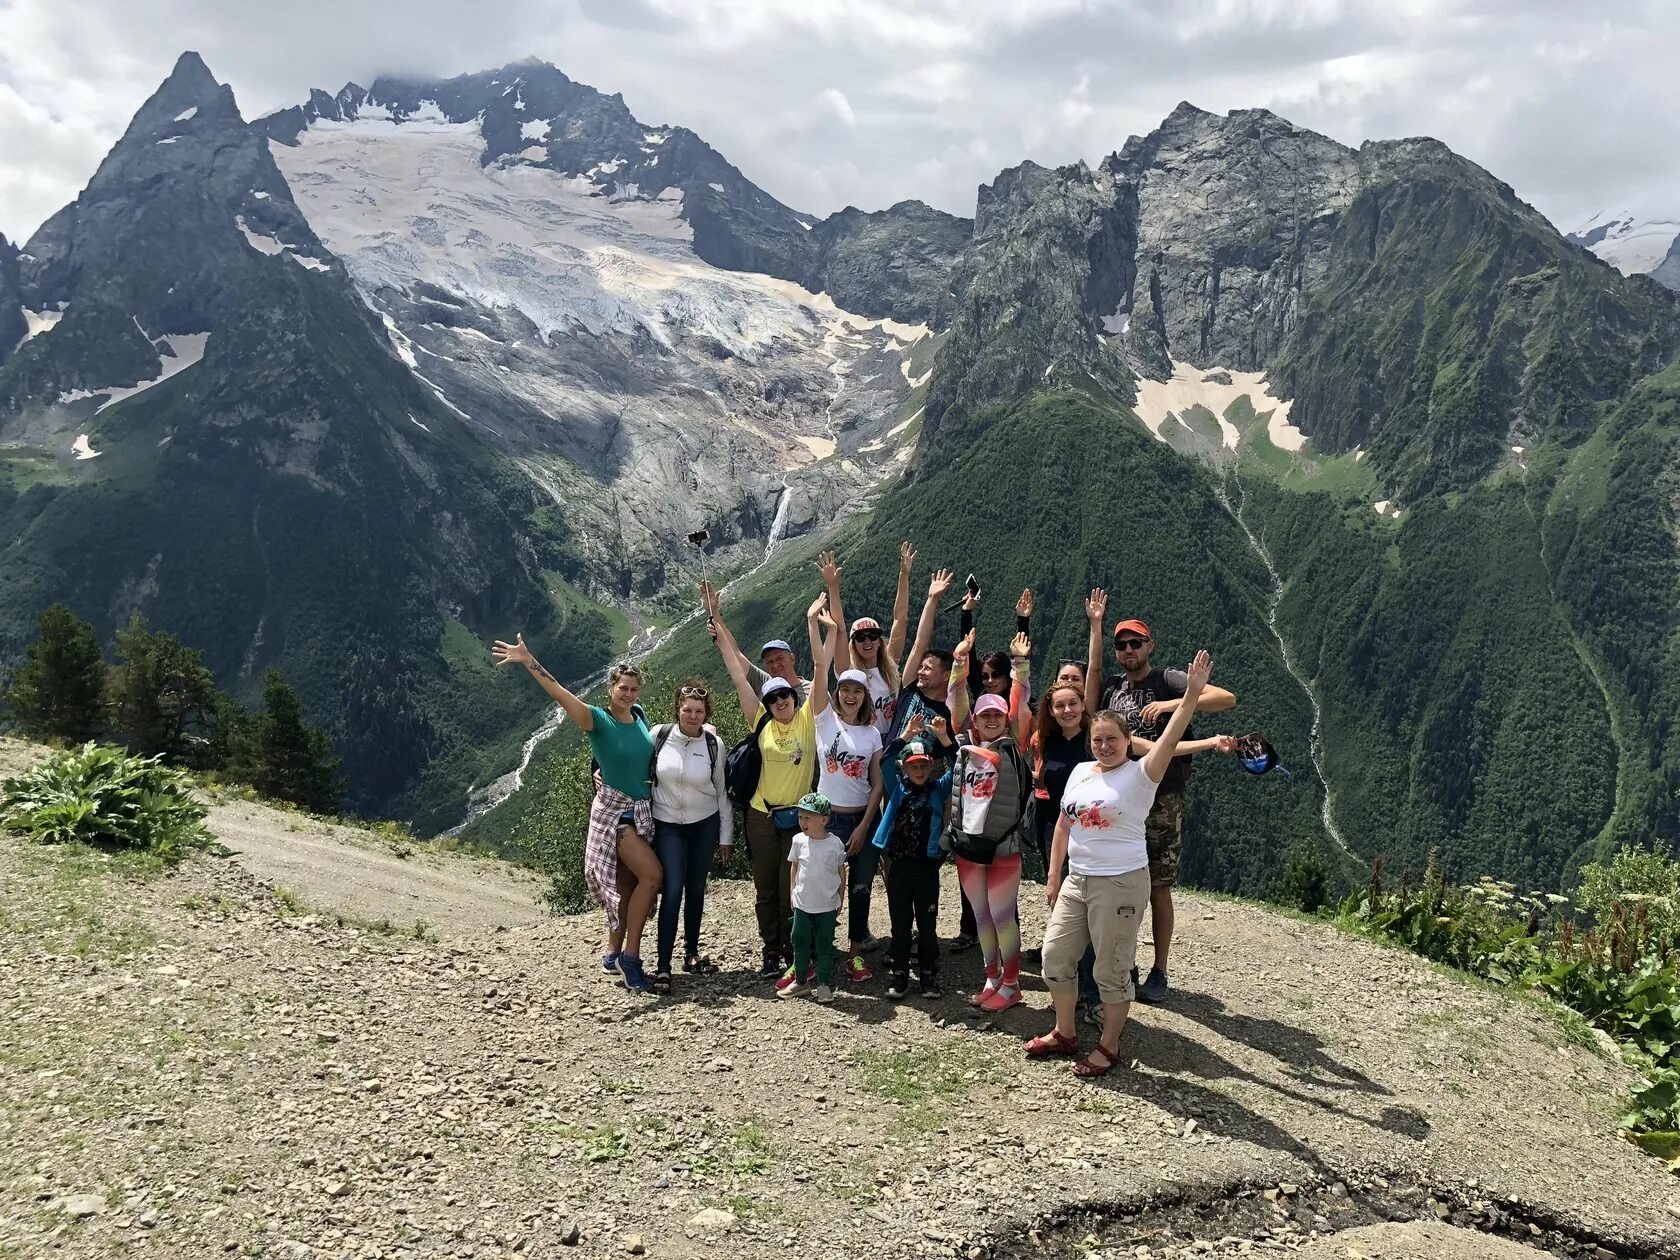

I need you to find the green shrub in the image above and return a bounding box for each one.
[1,743,208,858]
[1339,844,1680,1153]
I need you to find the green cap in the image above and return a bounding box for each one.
[796,791,832,816]
[900,740,933,765]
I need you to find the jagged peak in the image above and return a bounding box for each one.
[1165,100,1214,124]
[118,50,242,144]
[164,51,220,97]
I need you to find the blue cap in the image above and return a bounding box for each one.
[760,639,793,656]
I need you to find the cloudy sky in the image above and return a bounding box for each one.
[2,0,1677,244]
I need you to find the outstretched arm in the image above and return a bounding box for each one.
[1083,588,1107,714]
[808,593,836,716]
[885,541,915,672]
[905,567,954,678]
[818,552,850,673]
[1008,631,1033,748]
[1132,734,1236,758]
[1142,651,1211,784]
[492,634,595,731]
[703,580,761,721]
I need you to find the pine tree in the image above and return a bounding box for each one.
[252,670,343,814]
[2,604,107,743]
[108,614,220,763]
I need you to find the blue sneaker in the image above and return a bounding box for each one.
[1138,967,1169,1004]
[618,952,654,994]
[601,951,621,975]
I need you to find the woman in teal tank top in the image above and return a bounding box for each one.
[493,633,662,992]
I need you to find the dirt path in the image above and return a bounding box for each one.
[3,796,1679,1259]
[208,802,545,938]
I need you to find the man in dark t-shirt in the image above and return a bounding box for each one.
[1099,616,1236,1004]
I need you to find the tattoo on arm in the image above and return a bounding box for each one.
[526,661,556,684]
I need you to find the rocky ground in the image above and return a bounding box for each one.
[3,760,1679,1259]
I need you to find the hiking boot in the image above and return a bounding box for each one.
[885,974,910,1000]
[918,973,943,999]
[844,955,874,984]
[618,953,654,994]
[1138,967,1169,1004]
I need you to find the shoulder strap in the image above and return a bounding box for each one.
[648,723,674,793]
[705,730,720,774]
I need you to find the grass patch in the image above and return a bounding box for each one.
[855,1040,997,1133]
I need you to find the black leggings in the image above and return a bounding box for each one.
[887,857,942,978]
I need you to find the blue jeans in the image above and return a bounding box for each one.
[828,812,874,946]
[653,814,720,972]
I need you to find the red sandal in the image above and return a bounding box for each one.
[1024,1028,1078,1058]
[1072,1044,1121,1079]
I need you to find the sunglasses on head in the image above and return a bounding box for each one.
[678,685,709,699]
[1114,637,1149,651]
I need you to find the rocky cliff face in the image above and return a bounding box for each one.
[0,236,21,362]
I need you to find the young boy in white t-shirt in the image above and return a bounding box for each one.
[782,792,846,1003]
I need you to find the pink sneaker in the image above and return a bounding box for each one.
[981,985,1023,1013]
[845,955,874,984]
[776,962,816,993]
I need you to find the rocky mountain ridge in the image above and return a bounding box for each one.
[1569,210,1680,291]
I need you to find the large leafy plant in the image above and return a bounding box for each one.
[1,743,208,858]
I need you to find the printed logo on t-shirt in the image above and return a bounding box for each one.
[963,765,998,800]
[825,730,870,780]
[1070,800,1114,830]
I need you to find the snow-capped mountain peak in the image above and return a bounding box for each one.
[1567,210,1680,287]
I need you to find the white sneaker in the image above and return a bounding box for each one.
[778,980,813,999]
[813,984,835,1004]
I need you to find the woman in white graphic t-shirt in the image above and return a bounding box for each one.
[817,545,913,736]
[807,596,886,986]
[1025,649,1214,1080]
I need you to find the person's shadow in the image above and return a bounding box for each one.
[1166,989,1390,1095]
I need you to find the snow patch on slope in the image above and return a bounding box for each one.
[57,333,210,414]
[173,106,198,123]
[72,434,100,460]
[22,309,64,342]
[1132,360,1305,453]
[521,119,550,141]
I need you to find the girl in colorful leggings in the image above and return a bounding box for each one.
[947,634,1033,1013]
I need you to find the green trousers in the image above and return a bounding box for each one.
[790,908,838,986]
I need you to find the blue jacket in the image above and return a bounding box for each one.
[871,737,953,859]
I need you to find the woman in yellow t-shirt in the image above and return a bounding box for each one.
[711,585,820,980]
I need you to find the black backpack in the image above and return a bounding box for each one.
[647,723,720,795]
[724,709,774,811]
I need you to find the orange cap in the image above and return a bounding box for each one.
[1112,618,1152,640]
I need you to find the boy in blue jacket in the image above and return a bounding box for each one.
[873,714,955,998]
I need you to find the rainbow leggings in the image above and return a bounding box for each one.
[955,853,1022,988]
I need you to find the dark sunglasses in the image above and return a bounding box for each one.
[851,630,882,642]
[1114,637,1149,651]
[678,685,709,699]
[980,671,1006,682]
[766,689,797,705]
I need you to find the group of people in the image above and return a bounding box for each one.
[492,541,1241,1078]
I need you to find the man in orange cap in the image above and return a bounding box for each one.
[1096,613,1236,1004]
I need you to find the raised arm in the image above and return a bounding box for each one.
[492,633,594,731]
[1008,631,1033,747]
[960,589,981,703]
[905,566,954,678]
[885,541,915,671]
[1083,587,1107,714]
[818,552,850,673]
[1142,650,1211,784]
[1016,588,1034,638]
[949,628,976,729]
[807,592,836,716]
[703,580,761,720]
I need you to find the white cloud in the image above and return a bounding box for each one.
[817,87,855,129]
[1,0,1677,243]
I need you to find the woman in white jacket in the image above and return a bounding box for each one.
[649,678,733,995]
